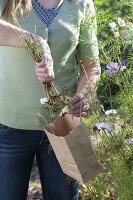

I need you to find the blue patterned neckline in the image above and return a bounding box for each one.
[31,0,63,27]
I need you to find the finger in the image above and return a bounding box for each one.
[69,93,84,104]
[35,68,54,79]
[36,61,47,68]
[47,67,54,78]
[35,70,54,79]
[72,104,89,112]
[68,105,89,114]
[71,98,89,110]
[36,73,50,79]
[71,101,84,110]
[35,69,48,77]
[38,77,53,82]
[42,52,53,65]
[83,104,89,111]
[36,70,54,81]
[35,67,48,73]
[70,112,88,117]
[36,53,50,67]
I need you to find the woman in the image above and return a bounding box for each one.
[0,0,100,199]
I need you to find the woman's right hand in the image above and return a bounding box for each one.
[35,38,54,83]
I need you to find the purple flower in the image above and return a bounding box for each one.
[106,62,119,75]
[128,138,133,144]
[95,122,113,132]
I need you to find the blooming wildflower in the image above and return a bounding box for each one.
[95,122,113,132]
[120,65,127,71]
[114,31,119,38]
[40,97,48,104]
[128,138,133,144]
[118,17,126,27]
[109,21,116,30]
[106,62,119,75]
[105,109,117,115]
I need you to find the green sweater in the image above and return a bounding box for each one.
[0,0,99,130]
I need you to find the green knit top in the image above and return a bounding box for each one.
[0,0,99,130]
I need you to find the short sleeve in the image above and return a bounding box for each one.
[77,0,99,61]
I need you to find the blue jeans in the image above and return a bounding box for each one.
[0,123,79,200]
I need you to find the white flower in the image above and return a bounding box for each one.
[109,21,116,30]
[95,122,113,132]
[40,97,48,104]
[118,17,126,27]
[114,31,120,37]
[120,65,127,71]
[105,109,117,115]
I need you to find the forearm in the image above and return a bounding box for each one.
[77,59,101,101]
[0,19,43,48]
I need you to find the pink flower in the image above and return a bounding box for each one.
[106,62,119,75]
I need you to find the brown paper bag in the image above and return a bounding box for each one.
[37,113,81,136]
[45,120,103,183]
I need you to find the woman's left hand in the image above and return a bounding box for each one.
[68,93,89,117]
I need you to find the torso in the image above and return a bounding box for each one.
[0,0,98,130]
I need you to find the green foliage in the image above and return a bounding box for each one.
[94,0,133,18]
[81,0,133,199]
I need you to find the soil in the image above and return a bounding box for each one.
[28,162,42,200]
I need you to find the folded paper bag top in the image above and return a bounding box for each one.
[37,113,81,136]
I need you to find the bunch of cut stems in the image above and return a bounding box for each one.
[11,14,69,115]
[24,34,69,114]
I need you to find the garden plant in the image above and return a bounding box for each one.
[80,0,133,199]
